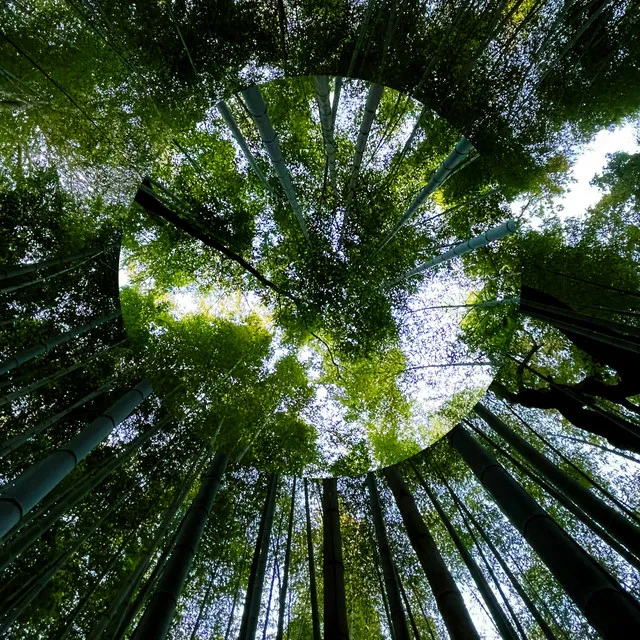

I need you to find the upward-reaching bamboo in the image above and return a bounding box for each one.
[110,529,183,639]
[474,421,640,574]
[343,82,384,216]
[409,462,520,640]
[259,494,286,640]
[371,539,394,639]
[475,403,640,562]
[448,424,640,638]
[366,472,410,640]
[388,220,517,287]
[0,415,171,574]
[383,105,429,186]
[346,0,376,79]
[322,477,349,640]
[51,530,133,640]
[305,478,321,640]
[0,253,101,295]
[383,465,480,640]
[106,456,207,639]
[0,379,152,539]
[0,339,124,408]
[330,76,342,133]
[0,493,121,622]
[131,451,228,639]
[164,0,197,76]
[506,402,640,523]
[396,571,422,640]
[262,553,280,640]
[0,308,121,375]
[239,473,279,640]
[379,137,476,250]
[276,477,296,640]
[553,433,640,464]
[0,247,105,281]
[0,493,125,635]
[241,86,309,243]
[189,551,227,640]
[223,545,251,640]
[519,296,640,355]
[438,472,559,640]
[0,381,112,460]
[216,100,270,190]
[315,76,337,194]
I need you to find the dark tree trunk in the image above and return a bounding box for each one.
[520,361,640,434]
[490,380,640,454]
[132,451,229,639]
[476,403,640,561]
[410,461,520,640]
[474,422,640,574]
[276,477,296,640]
[0,415,170,574]
[448,424,640,639]
[322,477,349,640]
[263,503,287,640]
[239,473,279,640]
[366,472,410,640]
[437,469,559,640]
[0,379,152,540]
[575,375,640,414]
[304,479,321,640]
[135,182,293,301]
[383,465,480,640]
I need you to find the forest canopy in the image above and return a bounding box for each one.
[0,0,639,639]
[120,76,519,475]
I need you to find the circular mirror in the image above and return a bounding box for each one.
[120,76,519,476]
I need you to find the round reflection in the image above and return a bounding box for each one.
[119,76,519,476]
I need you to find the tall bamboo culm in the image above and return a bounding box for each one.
[0,379,152,539]
[383,465,480,640]
[322,477,349,640]
[448,424,640,639]
[238,473,279,640]
[366,472,410,640]
[131,451,229,639]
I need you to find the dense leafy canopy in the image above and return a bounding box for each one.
[120,75,518,474]
[0,0,639,639]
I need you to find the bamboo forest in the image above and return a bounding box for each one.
[1,1,640,638]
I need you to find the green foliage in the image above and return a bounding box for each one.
[2,3,640,639]
[0,168,104,262]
